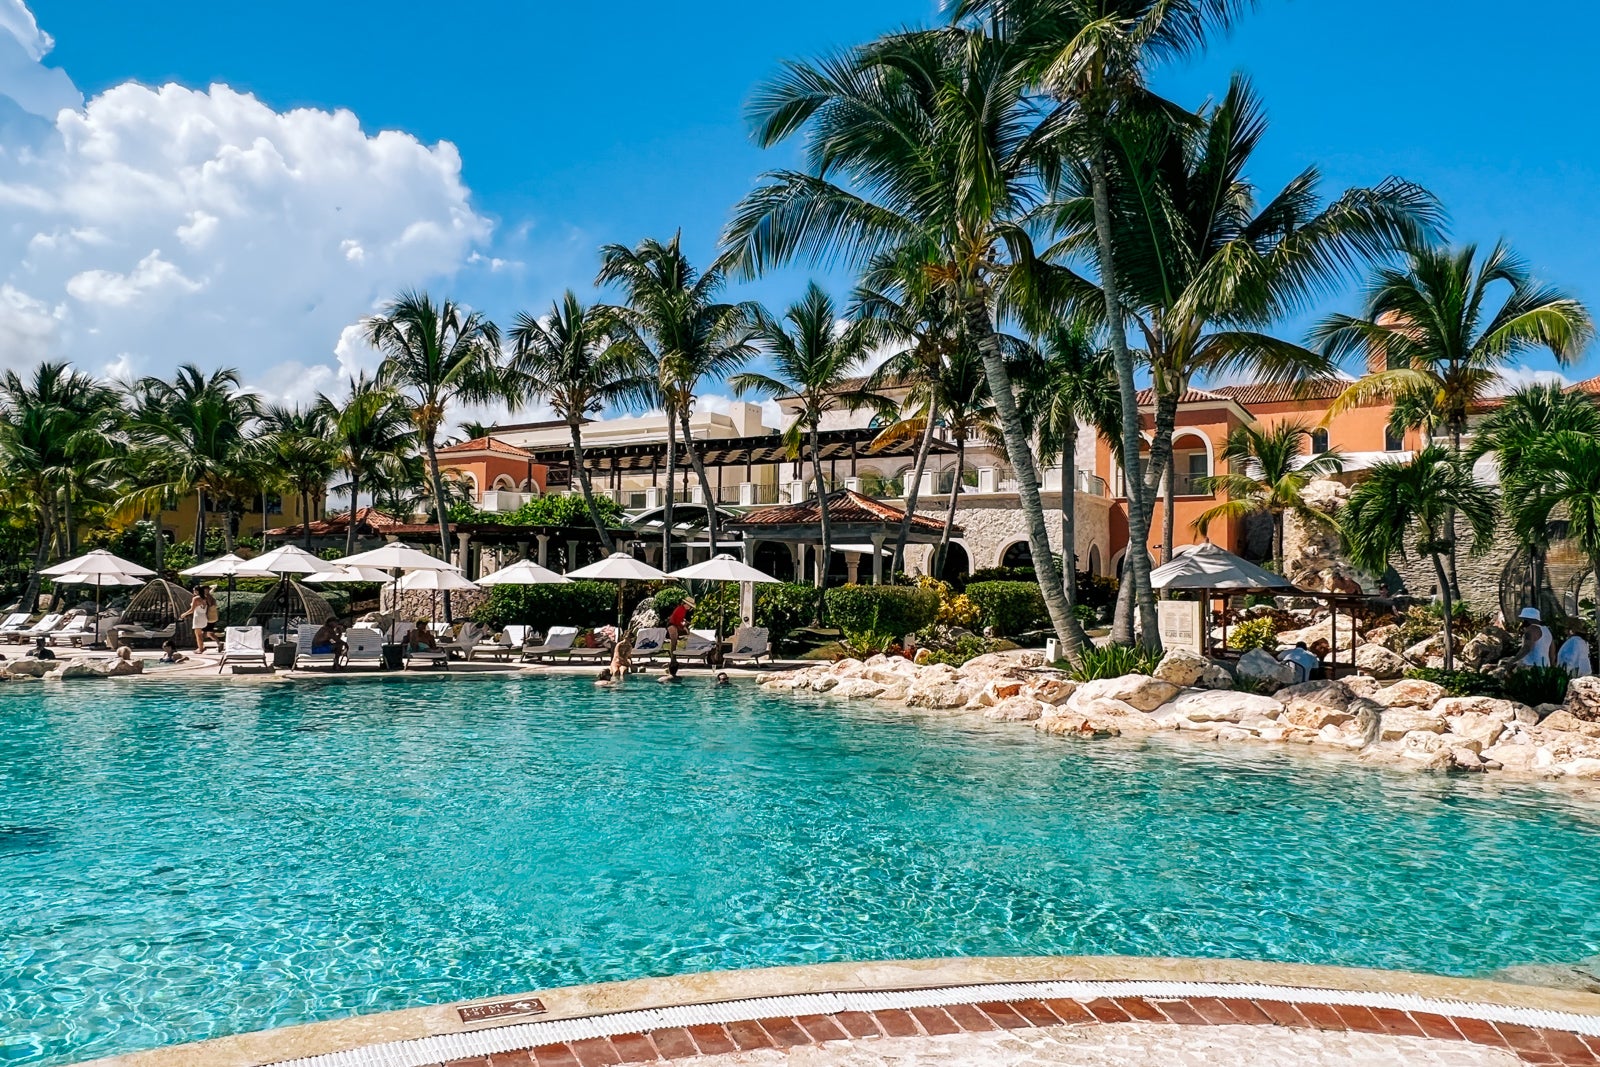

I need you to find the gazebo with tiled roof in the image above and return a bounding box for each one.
[727,489,955,585]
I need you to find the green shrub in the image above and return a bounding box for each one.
[451,493,625,529]
[652,586,690,614]
[965,581,1049,637]
[824,585,940,641]
[1069,643,1162,681]
[1500,666,1570,707]
[215,591,263,627]
[919,634,994,667]
[1073,603,1097,627]
[1403,667,1499,697]
[757,583,822,647]
[471,580,618,631]
[1228,616,1279,653]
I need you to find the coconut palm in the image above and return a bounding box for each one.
[597,234,760,557]
[317,373,418,557]
[508,291,648,552]
[1315,240,1594,593]
[956,0,1261,648]
[1192,420,1346,573]
[1041,76,1436,568]
[363,290,506,580]
[721,25,1089,654]
[1507,430,1600,647]
[259,404,337,549]
[731,283,877,587]
[1341,446,1498,670]
[1015,317,1118,638]
[122,365,261,561]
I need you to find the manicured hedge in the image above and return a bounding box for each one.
[690,582,821,647]
[823,584,939,639]
[965,580,1049,637]
[470,581,618,630]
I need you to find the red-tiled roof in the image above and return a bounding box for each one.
[1134,386,1225,406]
[1567,375,1600,395]
[729,489,946,532]
[262,507,403,538]
[437,435,535,458]
[1210,379,1349,406]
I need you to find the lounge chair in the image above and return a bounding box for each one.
[11,613,63,644]
[471,625,529,661]
[294,623,340,670]
[522,625,578,662]
[563,632,614,664]
[722,626,771,666]
[632,627,668,662]
[218,626,268,673]
[110,621,176,648]
[404,635,450,670]
[672,628,718,665]
[437,622,483,660]
[47,615,96,646]
[0,612,32,640]
[345,628,385,668]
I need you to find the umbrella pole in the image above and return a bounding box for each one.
[94,578,102,649]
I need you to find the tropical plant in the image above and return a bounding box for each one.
[508,291,648,551]
[1068,642,1161,681]
[259,404,337,549]
[1467,382,1600,483]
[965,580,1052,637]
[1504,430,1600,647]
[733,282,877,587]
[823,585,941,641]
[598,234,760,558]
[721,23,1086,656]
[121,364,261,560]
[364,290,507,608]
[1341,446,1499,669]
[1316,240,1594,591]
[1193,420,1346,571]
[1227,615,1278,653]
[318,373,417,556]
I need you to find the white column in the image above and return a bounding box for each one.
[845,552,861,584]
[536,533,549,567]
[871,532,886,585]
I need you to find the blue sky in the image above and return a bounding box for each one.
[8,0,1600,410]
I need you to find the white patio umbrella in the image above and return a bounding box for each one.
[335,543,460,641]
[1150,541,1297,657]
[475,559,571,586]
[399,568,480,625]
[40,551,157,648]
[179,553,276,623]
[47,570,145,648]
[566,551,672,627]
[249,545,337,640]
[304,566,394,584]
[667,553,780,665]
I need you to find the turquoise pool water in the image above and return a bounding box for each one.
[3,677,1600,1065]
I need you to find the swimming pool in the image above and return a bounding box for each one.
[3,676,1599,1065]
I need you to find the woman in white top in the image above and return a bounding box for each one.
[1517,607,1553,668]
[1557,629,1593,677]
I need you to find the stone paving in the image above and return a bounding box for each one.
[436,994,1600,1067]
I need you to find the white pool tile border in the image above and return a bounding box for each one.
[270,978,1600,1067]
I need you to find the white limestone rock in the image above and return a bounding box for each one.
[1371,679,1446,709]
[1068,673,1179,713]
[1237,647,1296,687]
[1276,680,1356,730]
[1152,690,1284,726]
[904,680,974,710]
[1353,643,1407,679]
[1564,676,1600,722]
[1378,708,1447,741]
[828,678,888,700]
[1448,711,1507,749]
[1152,649,1209,687]
[984,695,1047,721]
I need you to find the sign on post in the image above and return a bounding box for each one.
[1158,599,1203,655]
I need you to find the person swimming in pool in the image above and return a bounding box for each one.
[658,662,680,684]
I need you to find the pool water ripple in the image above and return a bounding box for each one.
[2,676,1599,1065]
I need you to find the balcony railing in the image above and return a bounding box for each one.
[479,489,536,513]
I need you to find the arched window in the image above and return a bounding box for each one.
[939,542,969,582]
[492,475,516,491]
[1001,541,1033,569]
[1310,428,1329,454]
[1088,544,1102,576]
[1384,425,1403,452]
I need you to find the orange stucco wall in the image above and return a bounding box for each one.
[438,456,549,500]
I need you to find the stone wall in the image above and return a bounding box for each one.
[905,490,1116,577]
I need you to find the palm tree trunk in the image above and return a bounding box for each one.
[679,406,720,555]
[1061,425,1079,609]
[345,472,360,557]
[63,485,76,557]
[1090,146,1158,650]
[1144,387,1180,567]
[1592,562,1600,673]
[662,402,677,567]
[961,298,1084,660]
[1274,510,1285,573]
[194,491,206,560]
[21,505,51,611]
[1446,428,1463,598]
[1162,451,1175,566]
[300,490,312,549]
[1433,549,1455,671]
[935,435,964,578]
[570,419,614,553]
[810,424,832,590]
[423,433,455,622]
[891,411,938,574]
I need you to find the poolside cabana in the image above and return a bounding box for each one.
[250,580,337,636]
[726,489,953,585]
[1151,542,1296,656]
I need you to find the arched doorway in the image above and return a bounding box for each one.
[1088,544,1102,576]
[939,542,969,584]
[754,542,794,583]
[1001,541,1033,570]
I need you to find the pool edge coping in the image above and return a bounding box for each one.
[73,955,1600,1067]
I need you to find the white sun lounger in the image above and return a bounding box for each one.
[522,625,578,662]
[47,615,96,646]
[437,622,483,660]
[0,612,32,639]
[632,627,668,661]
[722,626,771,666]
[404,636,450,670]
[669,628,717,665]
[11,613,63,643]
[470,625,529,661]
[218,626,268,673]
[295,623,339,670]
[345,627,385,668]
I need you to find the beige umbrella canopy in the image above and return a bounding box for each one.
[567,552,673,628]
[1150,541,1296,592]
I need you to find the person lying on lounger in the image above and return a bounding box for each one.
[310,620,346,659]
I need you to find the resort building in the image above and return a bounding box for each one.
[156,490,326,549]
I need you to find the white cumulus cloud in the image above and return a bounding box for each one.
[0,5,493,398]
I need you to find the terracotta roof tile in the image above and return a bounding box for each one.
[262,507,402,538]
[1210,380,1348,406]
[1134,386,1225,406]
[436,435,536,458]
[1566,374,1600,395]
[730,489,945,533]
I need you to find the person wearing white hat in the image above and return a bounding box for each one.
[1517,607,1552,668]
[1557,625,1593,678]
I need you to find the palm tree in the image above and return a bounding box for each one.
[732,282,876,587]
[122,365,261,561]
[1315,240,1594,592]
[598,234,760,558]
[508,291,648,552]
[1508,430,1600,648]
[1016,317,1118,639]
[259,404,337,549]
[0,363,124,607]
[957,0,1260,648]
[318,373,417,557]
[1193,420,1346,573]
[1042,76,1436,571]
[1341,445,1498,670]
[721,25,1089,656]
[363,290,506,579]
